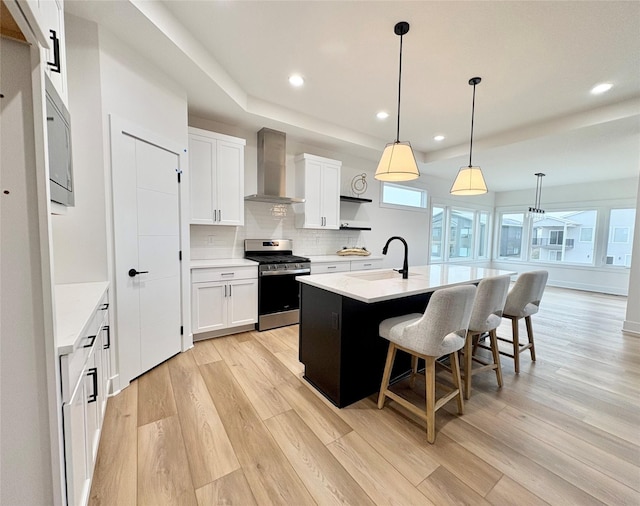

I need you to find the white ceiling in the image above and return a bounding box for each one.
[66,0,640,192]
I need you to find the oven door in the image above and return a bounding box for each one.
[259,271,309,314]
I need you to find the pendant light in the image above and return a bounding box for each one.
[374,21,420,182]
[450,77,488,195]
[528,172,546,214]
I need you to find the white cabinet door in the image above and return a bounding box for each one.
[216,139,244,226]
[188,128,245,226]
[301,158,323,228]
[321,162,341,229]
[41,0,67,102]
[188,134,215,224]
[192,281,226,333]
[84,342,100,472]
[295,154,341,229]
[228,279,258,326]
[63,377,90,506]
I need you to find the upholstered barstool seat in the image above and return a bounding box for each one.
[463,275,511,399]
[377,284,476,443]
[497,270,548,373]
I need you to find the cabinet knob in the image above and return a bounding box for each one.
[128,268,149,277]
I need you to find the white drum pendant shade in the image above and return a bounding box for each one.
[450,166,488,195]
[375,141,420,181]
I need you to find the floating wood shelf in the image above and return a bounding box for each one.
[340,226,372,231]
[340,195,372,203]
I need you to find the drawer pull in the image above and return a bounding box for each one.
[87,368,98,403]
[328,266,337,269]
[220,272,235,277]
[83,334,97,348]
[100,303,109,311]
[103,326,110,350]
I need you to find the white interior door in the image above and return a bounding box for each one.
[111,118,182,385]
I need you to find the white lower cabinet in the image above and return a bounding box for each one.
[62,374,89,506]
[349,258,384,271]
[192,266,258,334]
[310,258,383,274]
[60,290,109,506]
[310,261,351,275]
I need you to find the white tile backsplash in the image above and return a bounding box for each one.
[190,201,365,259]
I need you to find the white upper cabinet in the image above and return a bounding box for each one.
[6,0,68,102]
[294,153,341,229]
[188,127,246,226]
[41,0,67,102]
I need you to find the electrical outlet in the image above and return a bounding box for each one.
[207,235,215,245]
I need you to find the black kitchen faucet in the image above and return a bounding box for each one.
[382,236,409,279]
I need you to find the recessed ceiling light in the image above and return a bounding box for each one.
[591,83,613,95]
[289,74,304,87]
[433,135,445,142]
[376,111,389,119]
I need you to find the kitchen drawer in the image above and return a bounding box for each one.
[192,266,258,283]
[350,258,384,271]
[311,262,351,275]
[60,295,109,403]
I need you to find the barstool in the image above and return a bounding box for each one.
[463,275,511,399]
[498,270,549,373]
[377,285,476,443]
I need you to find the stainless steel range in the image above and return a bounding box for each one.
[244,239,311,331]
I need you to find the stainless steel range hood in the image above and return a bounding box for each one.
[244,128,304,204]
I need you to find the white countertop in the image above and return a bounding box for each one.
[191,258,258,269]
[55,281,109,355]
[306,254,383,263]
[297,265,516,303]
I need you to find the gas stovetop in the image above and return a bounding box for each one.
[245,254,310,265]
[244,239,310,267]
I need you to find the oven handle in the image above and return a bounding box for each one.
[260,268,311,277]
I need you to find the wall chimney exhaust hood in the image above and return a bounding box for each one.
[244,128,305,204]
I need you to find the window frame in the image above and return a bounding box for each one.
[379,181,428,212]
[429,201,492,263]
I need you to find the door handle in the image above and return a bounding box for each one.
[128,269,149,277]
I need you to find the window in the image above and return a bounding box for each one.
[430,206,489,262]
[430,207,444,262]
[477,212,489,258]
[530,210,596,265]
[449,209,474,259]
[549,230,564,245]
[607,208,635,267]
[579,227,593,242]
[498,213,524,259]
[612,227,629,243]
[380,182,427,210]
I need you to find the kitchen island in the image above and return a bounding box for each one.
[297,265,515,407]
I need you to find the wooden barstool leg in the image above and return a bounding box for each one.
[512,318,520,374]
[425,356,436,443]
[378,343,396,409]
[525,316,536,362]
[409,355,419,388]
[489,329,503,388]
[464,331,473,399]
[450,351,464,415]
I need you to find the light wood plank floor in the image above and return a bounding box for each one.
[89,287,640,505]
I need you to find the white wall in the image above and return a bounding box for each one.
[624,177,640,334]
[52,14,108,284]
[1,37,54,506]
[492,177,638,295]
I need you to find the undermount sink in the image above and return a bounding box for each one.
[346,270,420,281]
